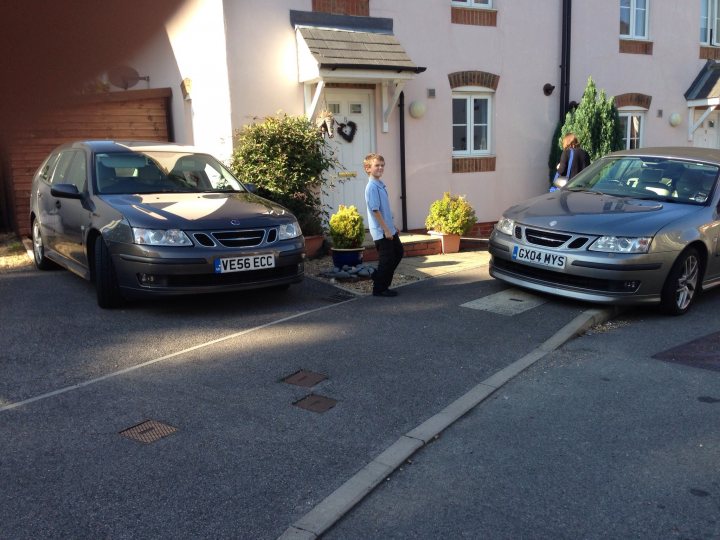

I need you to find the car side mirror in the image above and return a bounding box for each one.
[50,183,83,199]
[243,183,257,193]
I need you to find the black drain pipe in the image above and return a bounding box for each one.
[559,0,572,122]
[399,91,408,232]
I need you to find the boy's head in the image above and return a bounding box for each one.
[364,153,385,178]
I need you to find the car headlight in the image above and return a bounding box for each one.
[495,217,515,236]
[133,228,192,246]
[278,220,301,240]
[589,236,651,253]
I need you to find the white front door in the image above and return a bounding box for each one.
[693,110,720,148]
[323,89,374,221]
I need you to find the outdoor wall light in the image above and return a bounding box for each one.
[669,112,682,127]
[409,100,426,119]
[543,83,555,96]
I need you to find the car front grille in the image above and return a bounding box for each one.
[515,225,590,250]
[191,228,275,248]
[165,264,301,287]
[491,257,638,293]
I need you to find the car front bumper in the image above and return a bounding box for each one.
[109,239,305,298]
[488,230,671,306]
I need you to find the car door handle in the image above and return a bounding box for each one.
[55,200,61,208]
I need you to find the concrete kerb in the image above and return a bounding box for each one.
[278,306,620,540]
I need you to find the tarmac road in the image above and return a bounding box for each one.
[2,252,718,539]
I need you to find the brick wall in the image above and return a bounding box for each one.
[312,0,369,16]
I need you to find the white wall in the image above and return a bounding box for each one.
[127,0,234,161]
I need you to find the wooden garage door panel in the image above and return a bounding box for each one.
[9,88,171,236]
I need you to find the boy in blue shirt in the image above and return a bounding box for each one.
[364,153,404,297]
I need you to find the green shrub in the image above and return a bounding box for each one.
[328,205,365,249]
[229,113,338,236]
[425,192,477,236]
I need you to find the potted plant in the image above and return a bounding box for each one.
[425,192,477,253]
[328,204,365,267]
[229,113,338,259]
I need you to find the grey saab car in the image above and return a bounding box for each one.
[489,147,720,315]
[30,141,305,308]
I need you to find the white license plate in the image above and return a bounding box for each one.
[512,245,566,268]
[214,254,275,273]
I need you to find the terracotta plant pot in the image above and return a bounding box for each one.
[303,235,324,259]
[428,231,461,254]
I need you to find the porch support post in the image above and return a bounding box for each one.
[382,80,406,132]
[304,81,325,120]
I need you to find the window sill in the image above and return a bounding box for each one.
[619,39,653,55]
[451,6,497,26]
[452,156,496,173]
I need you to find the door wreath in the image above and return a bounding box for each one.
[336,121,357,143]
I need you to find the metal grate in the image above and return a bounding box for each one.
[119,420,178,444]
[323,291,356,303]
[283,369,327,387]
[294,394,337,413]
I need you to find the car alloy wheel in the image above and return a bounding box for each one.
[32,219,53,270]
[661,247,700,316]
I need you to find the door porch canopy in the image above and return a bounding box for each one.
[290,10,426,132]
[685,59,720,141]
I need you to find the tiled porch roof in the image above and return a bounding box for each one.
[685,59,720,101]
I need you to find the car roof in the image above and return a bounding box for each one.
[607,146,720,164]
[56,140,204,154]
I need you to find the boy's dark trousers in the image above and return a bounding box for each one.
[373,233,404,293]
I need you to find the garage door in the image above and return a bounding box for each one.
[6,88,172,236]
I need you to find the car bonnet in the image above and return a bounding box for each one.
[100,192,294,229]
[503,190,700,236]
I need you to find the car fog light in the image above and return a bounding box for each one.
[139,273,157,284]
[624,280,640,290]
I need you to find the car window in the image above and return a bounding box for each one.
[95,151,246,194]
[36,153,60,184]
[567,156,719,204]
[51,150,87,191]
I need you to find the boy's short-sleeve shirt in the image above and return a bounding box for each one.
[365,178,396,241]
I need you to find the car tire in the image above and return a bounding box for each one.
[94,236,124,309]
[32,219,55,270]
[660,247,701,316]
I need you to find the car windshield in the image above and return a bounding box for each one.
[565,156,720,205]
[94,151,246,195]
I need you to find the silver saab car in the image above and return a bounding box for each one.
[489,147,720,315]
[30,141,305,308]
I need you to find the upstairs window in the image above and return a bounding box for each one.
[452,91,492,156]
[701,0,720,45]
[451,0,492,8]
[620,0,649,39]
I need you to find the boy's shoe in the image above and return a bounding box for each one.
[373,289,398,297]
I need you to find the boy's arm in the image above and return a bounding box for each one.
[372,209,393,239]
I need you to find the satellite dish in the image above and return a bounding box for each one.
[108,65,149,90]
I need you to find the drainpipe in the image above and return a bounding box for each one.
[399,91,408,232]
[559,0,572,122]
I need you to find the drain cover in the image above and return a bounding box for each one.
[324,291,356,303]
[119,420,178,444]
[293,394,337,413]
[652,331,720,372]
[283,369,327,387]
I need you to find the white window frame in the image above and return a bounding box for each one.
[451,0,492,9]
[619,108,645,150]
[701,0,720,46]
[452,87,493,157]
[620,0,649,40]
